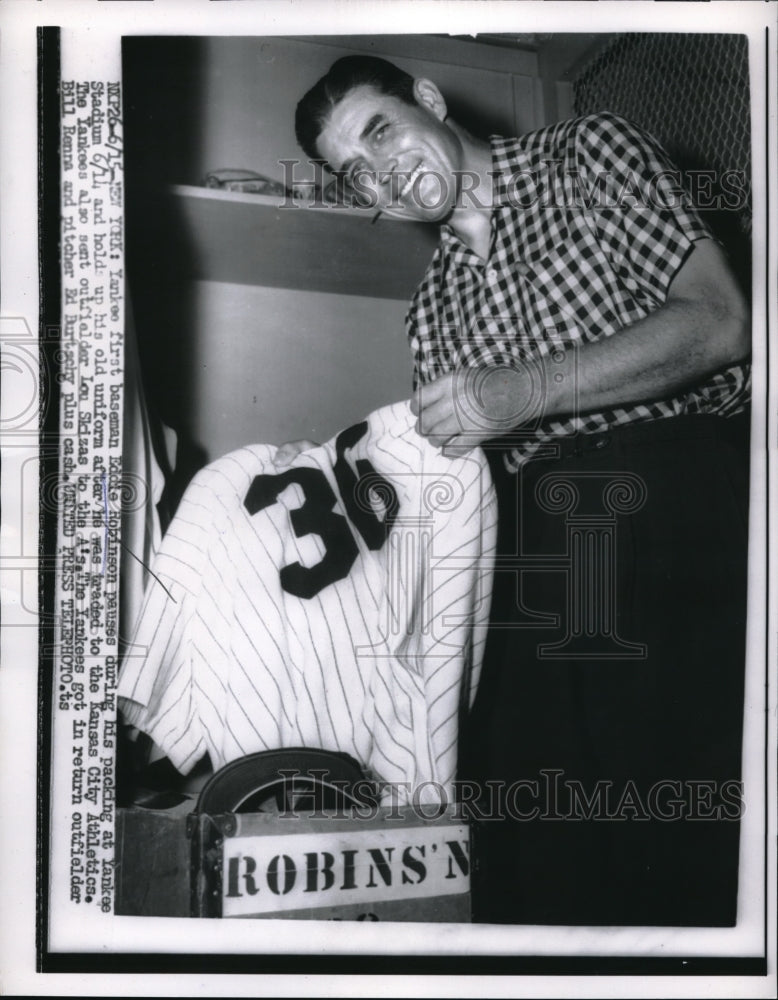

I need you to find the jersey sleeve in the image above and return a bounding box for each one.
[118,580,205,773]
[117,479,214,773]
[575,112,714,306]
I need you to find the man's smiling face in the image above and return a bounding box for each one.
[316,82,465,223]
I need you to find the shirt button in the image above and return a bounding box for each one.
[486,267,498,281]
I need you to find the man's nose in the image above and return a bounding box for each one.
[374,157,403,206]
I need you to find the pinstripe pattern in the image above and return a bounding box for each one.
[407,113,751,471]
[118,401,497,801]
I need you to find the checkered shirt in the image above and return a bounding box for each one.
[406,112,751,470]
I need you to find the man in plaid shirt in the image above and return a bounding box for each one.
[295,56,750,926]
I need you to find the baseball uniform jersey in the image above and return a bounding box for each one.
[118,401,497,802]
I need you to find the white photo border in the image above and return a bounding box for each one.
[0,1,775,997]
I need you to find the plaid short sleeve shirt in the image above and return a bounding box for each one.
[406,112,751,470]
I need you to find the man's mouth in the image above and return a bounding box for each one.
[399,162,424,201]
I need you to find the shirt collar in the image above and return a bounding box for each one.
[437,135,532,255]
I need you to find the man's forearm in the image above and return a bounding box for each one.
[541,293,750,420]
[414,239,750,453]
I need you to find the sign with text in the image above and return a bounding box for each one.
[221,823,470,918]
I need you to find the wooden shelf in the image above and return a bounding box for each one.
[167,184,439,301]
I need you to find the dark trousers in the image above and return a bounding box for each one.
[461,413,750,926]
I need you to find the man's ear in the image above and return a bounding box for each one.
[413,78,447,121]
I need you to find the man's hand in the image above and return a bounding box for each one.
[273,439,320,467]
[411,364,541,457]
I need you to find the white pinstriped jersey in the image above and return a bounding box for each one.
[118,401,497,801]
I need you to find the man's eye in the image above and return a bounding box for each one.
[373,124,389,144]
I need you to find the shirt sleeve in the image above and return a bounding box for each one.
[574,112,714,307]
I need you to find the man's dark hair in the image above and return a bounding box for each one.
[295,55,416,163]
